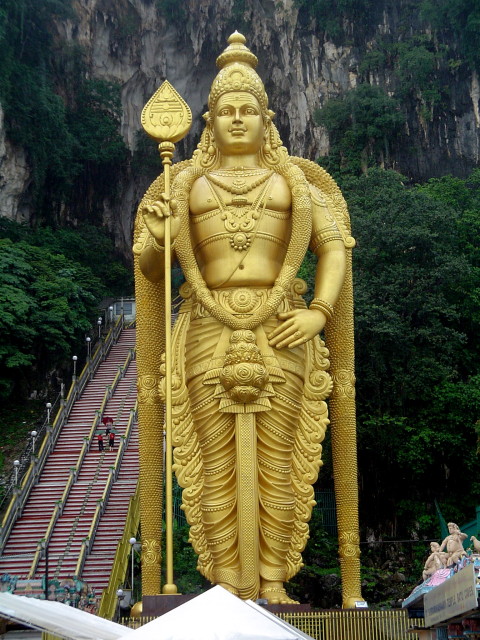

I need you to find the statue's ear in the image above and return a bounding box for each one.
[203,111,211,124]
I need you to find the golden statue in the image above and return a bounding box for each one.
[134,32,363,606]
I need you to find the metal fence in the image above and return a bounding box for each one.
[277,609,424,640]
[117,609,424,640]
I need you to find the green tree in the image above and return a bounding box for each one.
[315,84,404,175]
[0,219,133,297]
[0,239,101,398]
[420,0,480,70]
[339,169,478,535]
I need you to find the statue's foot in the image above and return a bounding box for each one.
[217,582,239,596]
[259,582,298,604]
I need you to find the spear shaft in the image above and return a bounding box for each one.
[159,141,176,594]
[141,81,192,596]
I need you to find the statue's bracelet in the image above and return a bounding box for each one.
[151,238,176,253]
[309,298,334,319]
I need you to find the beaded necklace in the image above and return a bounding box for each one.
[206,170,273,195]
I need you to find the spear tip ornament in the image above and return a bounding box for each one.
[141,80,192,144]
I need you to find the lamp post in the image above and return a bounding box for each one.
[46,402,52,424]
[31,431,37,455]
[86,336,91,359]
[109,305,114,325]
[72,355,78,380]
[129,537,136,599]
[41,540,49,601]
[116,588,123,621]
[97,318,102,340]
[13,460,20,485]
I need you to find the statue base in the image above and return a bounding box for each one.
[142,594,311,617]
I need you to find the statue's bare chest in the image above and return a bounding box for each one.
[189,172,292,254]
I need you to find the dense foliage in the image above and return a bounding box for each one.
[0,219,133,399]
[315,85,404,174]
[339,169,480,536]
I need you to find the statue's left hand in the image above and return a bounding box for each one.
[267,309,327,349]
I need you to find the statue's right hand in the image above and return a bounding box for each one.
[141,194,180,245]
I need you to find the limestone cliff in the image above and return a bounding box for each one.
[0,0,478,257]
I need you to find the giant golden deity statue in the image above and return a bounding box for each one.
[133,33,362,606]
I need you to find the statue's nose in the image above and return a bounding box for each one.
[233,108,242,122]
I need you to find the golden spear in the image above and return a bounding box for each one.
[141,80,192,594]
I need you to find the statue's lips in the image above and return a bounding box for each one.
[229,129,246,136]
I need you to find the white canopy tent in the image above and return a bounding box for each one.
[0,592,130,640]
[0,586,314,640]
[117,586,314,640]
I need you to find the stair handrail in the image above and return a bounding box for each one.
[0,407,63,552]
[107,346,134,399]
[111,405,137,481]
[97,484,140,619]
[76,403,137,576]
[75,370,137,576]
[27,467,77,579]
[86,408,103,453]
[90,347,135,448]
[0,316,126,552]
[74,467,115,579]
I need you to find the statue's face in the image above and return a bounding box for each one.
[213,92,265,156]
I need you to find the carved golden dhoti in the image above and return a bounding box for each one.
[170,286,332,599]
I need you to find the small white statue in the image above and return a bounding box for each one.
[422,542,448,580]
[439,522,468,567]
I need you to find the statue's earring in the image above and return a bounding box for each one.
[263,124,276,156]
[207,135,215,157]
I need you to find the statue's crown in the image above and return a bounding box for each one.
[215,32,258,70]
[208,32,268,113]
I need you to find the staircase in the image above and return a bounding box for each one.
[0,328,139,603]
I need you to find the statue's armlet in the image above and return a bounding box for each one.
[309,184,344,255]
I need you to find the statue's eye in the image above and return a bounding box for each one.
[244,107,257,115]
[218,108,231,116]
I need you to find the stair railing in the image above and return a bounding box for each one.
[0,315,126,552]
[86,348,135,451]
[75,352,137,574]
[75,403,137,579]
[97,485,140,620]
[110,405,137,481]
[27,467,77,578]
[74,465,116,578]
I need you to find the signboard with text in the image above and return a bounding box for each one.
[424,563,478,627]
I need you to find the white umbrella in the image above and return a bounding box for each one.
[0,592,131,640]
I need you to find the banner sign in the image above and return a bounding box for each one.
[424,563,477,626]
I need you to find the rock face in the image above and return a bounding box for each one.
[1,0,479,256]
[0,104,31,222]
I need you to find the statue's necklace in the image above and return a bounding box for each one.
[211,166,269,177]
[205,175,274,251]
[173,162,312,332]
[207,170,273,195]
